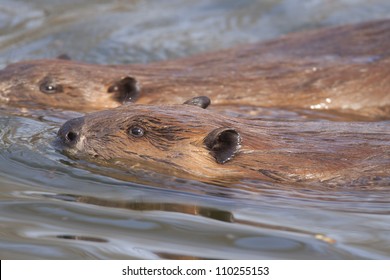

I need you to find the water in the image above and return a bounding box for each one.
[0,0,390,259]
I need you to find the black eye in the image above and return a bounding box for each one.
[128,126,144,138]
[39,78,63,94]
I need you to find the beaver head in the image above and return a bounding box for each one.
[0,58,140,111]
[56,95,390,185]
[56,96,246,179]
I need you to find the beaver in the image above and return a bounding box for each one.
[1,20,390,119]
[56,97,390,187]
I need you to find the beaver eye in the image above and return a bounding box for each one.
[39,79,63,94]
[128,126,144,138]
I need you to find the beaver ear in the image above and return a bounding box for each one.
[107,76,140,103]
[57,54,71,60]
[183,96,210,109]
[204,128,241,164]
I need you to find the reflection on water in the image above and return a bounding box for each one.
[0,0,390,259]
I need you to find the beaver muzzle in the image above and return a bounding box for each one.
[57,117,85,148]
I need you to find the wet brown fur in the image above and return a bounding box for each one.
[1,20,390,119]
[57,103,390,186]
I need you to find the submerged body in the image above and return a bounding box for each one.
[1,20,390,119]
[57,100,390,187]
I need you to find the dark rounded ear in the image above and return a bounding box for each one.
[57,54,71,60]
[107,76,140,103]
[183,96,210,109]
[204,128,241,164]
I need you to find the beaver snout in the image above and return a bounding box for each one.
[57,117,84,147]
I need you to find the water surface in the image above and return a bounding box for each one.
[0,0,389,259]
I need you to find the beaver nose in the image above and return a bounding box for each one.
[57,117,84,147]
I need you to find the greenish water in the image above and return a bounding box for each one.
[0,0,389,259]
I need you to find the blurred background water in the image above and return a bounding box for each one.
[0,0,389,259]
